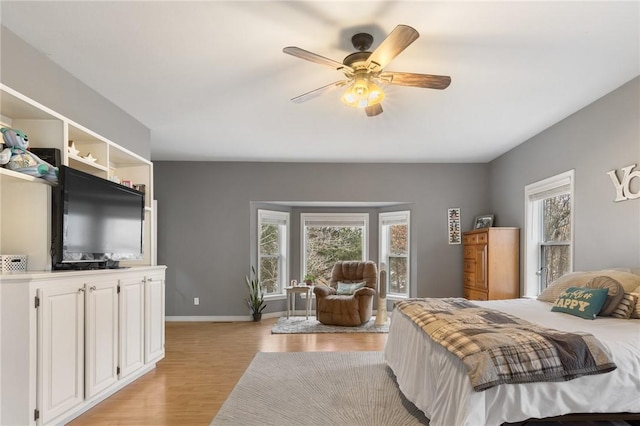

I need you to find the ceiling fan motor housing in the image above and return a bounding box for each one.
[351,32,374,51]
[342,51,371,72]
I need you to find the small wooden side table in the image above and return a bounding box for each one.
[285,286,313,319]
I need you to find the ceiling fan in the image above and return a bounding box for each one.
[283,24,451,117]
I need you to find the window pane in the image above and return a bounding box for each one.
[541,244,570,288]
[259,256,279,294]
[388,256,407,293]
[260,223,279,255]
[257,210,289,295]
[305,226,363,284]
[389,224,408,256]
[543,194,571,242]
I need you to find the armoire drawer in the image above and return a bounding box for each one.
[463,246,475,259]
[464,272,475,286]
[463,260,475,273]
[464,287,488,301]
[463,234,478,244]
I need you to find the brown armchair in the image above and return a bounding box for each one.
[314,261,377,326]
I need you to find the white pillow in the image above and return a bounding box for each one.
[336,281,366,295]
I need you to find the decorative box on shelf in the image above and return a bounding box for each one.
[0,254,27,273]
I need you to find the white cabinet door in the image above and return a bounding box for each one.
[85,279,119,398]
[119,276,145,379]
[145,275,165,364]
[37,284,85,425]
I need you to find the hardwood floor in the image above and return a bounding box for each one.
[68,318,387,425]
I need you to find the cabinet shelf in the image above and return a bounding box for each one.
[68,153,109,173]
[1,83,156,270]
[0,167,55,186]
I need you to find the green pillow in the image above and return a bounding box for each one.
[336,281,366,295]
[551,287,609,320]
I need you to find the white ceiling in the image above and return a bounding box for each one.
[1,1,638,163]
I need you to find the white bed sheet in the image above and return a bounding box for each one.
[384,298,640,426]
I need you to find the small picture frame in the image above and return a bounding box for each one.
[121,179,133,188]
[473,214,494,229]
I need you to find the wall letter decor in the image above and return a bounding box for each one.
[607,164,640,202]
[448,208,461,244]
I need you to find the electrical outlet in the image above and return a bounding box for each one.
[194,297,199,305]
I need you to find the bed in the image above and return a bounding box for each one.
[385,293,640,426]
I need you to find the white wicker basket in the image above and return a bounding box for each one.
[0,255,27,273]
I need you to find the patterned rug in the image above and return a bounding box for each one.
[211,352,636,426]
[210,351,428,426]
[271,316,389,334]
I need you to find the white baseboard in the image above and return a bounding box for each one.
[165,310,383,322]
[165,311,287,322]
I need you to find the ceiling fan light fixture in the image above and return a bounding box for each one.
[284,24,450,116]
[340,78,385,108]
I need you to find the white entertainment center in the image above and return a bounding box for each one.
[0,84,166,425]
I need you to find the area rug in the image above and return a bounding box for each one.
[210,351,429,426]
[271,316,389,334]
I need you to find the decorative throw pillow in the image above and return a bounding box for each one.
[631,292,640,319]
[336,281,366,295]
[551,287,609,320]
[585,276,625,316]
[597,270,640,292]
[611,293,638,319]
[538,271,599,303]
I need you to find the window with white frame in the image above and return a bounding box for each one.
[258,209,289,297]
[301,213,368,285]
[379,211,410,298]
[524,170,574,297]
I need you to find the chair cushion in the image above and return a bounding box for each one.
[330,261,377,289]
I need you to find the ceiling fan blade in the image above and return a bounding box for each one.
[365,25,419,71]
[380,72,451,90]
[291,80,350,103]
[365,104,383,117]
[283,47,354,73]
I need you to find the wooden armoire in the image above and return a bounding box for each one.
[463,227,520,300]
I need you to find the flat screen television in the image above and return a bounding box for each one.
[51,165,145,270]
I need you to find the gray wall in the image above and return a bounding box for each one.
[156,78,640,317]
[489,77,640,290]
[0,26,150,159]
[5,23,637,318]
[154,162,490,316]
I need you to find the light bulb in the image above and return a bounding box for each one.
[341,78,385,108]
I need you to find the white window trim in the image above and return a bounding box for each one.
[258,209,289,300]
[379,211,411,300]
[523,170,574,297]
[300,213,369,279]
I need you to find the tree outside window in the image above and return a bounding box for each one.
[524,170,574,296]
[380,211,410,297]
[540,194,571,288]
[258,210,288,295]
[302,214,368,285]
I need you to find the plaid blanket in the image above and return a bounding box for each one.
[395,298,617,391]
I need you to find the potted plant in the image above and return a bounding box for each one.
[245,266,266,321]
[303,273,315,286]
